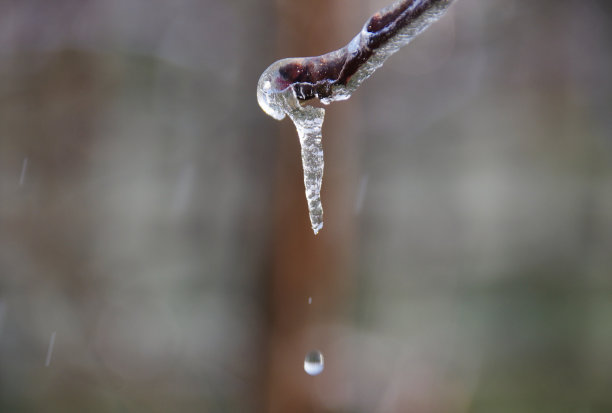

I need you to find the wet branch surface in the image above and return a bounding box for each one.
[257,0,454,233]
[262,0,454,104]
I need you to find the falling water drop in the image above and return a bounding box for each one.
[304,350,324,376]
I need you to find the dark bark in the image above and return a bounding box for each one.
[273,0,453,101]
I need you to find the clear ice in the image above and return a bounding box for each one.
[257,0,453,234]
[257,73,326,234]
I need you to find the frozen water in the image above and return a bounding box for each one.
[334,0,454,101]
[304,350,324,376]
[257,71,326,234]
[257,0,454,233]
[289,106,325,234]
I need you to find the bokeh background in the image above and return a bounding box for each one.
[1,0,611,412]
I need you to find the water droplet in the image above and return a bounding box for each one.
[308,296,312,304]
[304,350,324,376]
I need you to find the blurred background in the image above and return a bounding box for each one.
[1,0,611,412]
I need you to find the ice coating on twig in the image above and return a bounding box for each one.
[257,0,454,233]
[337,0,453,99]
[258,68,326,233]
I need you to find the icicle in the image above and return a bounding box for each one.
[257,0,454,233]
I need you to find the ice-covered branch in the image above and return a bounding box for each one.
[257,0,455,233]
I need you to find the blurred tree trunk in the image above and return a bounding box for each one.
[263,1,363,412]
